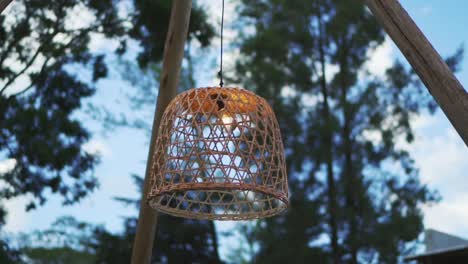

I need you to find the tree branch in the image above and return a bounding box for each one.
[0,44,44,95]
[10,57,52,97]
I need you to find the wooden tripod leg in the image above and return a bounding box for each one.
[365,0,468,147]
[131,1,192,263]
[0,0,13,14]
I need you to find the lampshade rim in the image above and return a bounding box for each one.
[149,201,287,221]
[148,182,288,220]
[149,182,288,205]
[150,203,288,221]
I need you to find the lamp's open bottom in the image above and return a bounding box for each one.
[149,183,288,220]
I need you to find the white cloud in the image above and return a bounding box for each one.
[83,139,110,157]
[363,37,394,78]
[0,159,30,233]
[423,193,468,236]
[409,116,468,189]
[412,114,437,130]
[0,159,16,174]
[325,64,340,82]
[3,196,31,233]
[405,113,468,238]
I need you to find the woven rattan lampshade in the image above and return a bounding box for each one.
[148,87,288,220]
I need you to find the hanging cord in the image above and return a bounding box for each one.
[219,0,225,87]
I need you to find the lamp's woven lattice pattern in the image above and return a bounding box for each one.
[148,87,288,220]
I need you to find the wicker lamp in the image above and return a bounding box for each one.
[148,87,288,220]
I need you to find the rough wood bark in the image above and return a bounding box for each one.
[131,1,192,263]
[364,0,468,147]
[0,0,12,14]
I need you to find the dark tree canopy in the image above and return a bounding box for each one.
[129,0,215,67]
[14,176,223,264]
[0,0,214,221]
[0,0,219,263]
[114,175,223,264]
[0,0,216,261]
[0,0,126,223]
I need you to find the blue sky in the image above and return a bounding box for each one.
[390,1,468,238]
[1,0,468,259]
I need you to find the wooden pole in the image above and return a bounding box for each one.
[131,1,192,263]
[364,0,468,147]
[0,0,12,14]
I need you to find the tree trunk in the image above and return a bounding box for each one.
[131,1,192,263]
[209,221,222,263]
[339,42,358,264]
[317,5,340,263]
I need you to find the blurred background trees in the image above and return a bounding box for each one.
[0,0,125,261]
[234,0,461,263]
[233,0,462,263]
[0,0,123,225]
[0,0,463,263]
[0,0,219,262]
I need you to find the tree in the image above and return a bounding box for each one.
[0,0,215,217]
[0,0,131,258]
[234,0,459,263]
[0,239,22,264]
[111,175,223,263]
[0,0,218,261]
[17,216,97,264]
[233,1,328,262]
[102,1,225,262]
[17,176,224,264]
[98,1,222,263]
[0,0,128,231]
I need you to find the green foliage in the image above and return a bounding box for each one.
[23,247,95,264]
[17,177,224,264]
[0,0,129,227]
[90,220,134,264]
[85,2,220,261]
[0,1,214,260]
[129,0,215,67]
[0,0,218,263]
[0,0,215,221]
[0,239,22,264]
[234,0,458,263]
[112,175,224,264]
[17,216,97,263]
[4,0,462,263]
[86,0,215,133]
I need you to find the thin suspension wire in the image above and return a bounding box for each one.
[219,0,225,87]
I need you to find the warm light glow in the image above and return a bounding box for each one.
[221,113,233,131]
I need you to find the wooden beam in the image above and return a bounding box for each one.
[131,1,192,263]
[0,0,12,14]
[364,0,468,147]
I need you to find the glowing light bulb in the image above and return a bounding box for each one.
[221,113,233,131]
